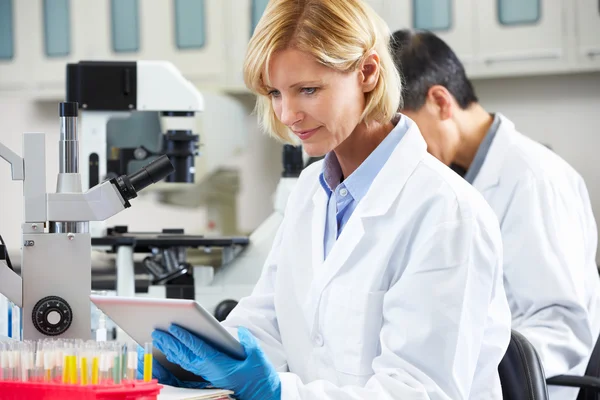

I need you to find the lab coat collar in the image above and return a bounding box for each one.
[310,118,427,290]
[472,113,516,192]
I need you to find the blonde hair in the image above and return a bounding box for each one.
[244,0,402,143]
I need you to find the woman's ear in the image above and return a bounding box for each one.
[360,51,381,93]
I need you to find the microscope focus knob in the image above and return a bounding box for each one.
[32,296,73,336]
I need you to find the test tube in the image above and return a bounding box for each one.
[99,344,111,384]
[0,342,7,380]
[80,342,94,385]
[43,342,54,382]
[91,345,100,385]
[54,341,63,383]
[20,342,33,382]
[34,341,44,382]
[143,342,152,382]
[126,343,138,381]
[69,351,77,384]
[10,342,19,381]
[62,347,70,384]
[112,342,122,384]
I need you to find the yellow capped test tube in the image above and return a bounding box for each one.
[143,342,152,382]
[91,355,99,385]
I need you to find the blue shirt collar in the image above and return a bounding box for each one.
[319,114,409,200]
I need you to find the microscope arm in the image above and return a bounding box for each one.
[47,180,128,222]
[0,142,24,181]
[0,261,22,307]
[47,154,176,222]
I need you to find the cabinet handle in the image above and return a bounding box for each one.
[483,51,561,64]
[587,50,600,58]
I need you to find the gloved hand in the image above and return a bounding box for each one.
[153,324,281,400]
[136,346,209,389]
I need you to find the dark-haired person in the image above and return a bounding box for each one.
[392,29,600,400]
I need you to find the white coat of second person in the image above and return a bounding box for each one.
[220,0,513,399]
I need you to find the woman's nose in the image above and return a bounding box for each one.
[279,97,302,127]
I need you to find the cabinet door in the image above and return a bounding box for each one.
[575,0,600,68]
[476,0,567,75]
[145,0,226,84]
[0,0,33,90]
[383,0,476,69]
[30,0,93,91]
[224,0,260,91]
[91,0,226,84]
[86,0,144,61]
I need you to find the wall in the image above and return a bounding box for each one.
[472,72,600,261]
[0,92,282,264]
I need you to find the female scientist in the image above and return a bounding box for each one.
[142,1,512,398]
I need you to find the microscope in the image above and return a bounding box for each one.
[66,61,248,301]
[66,60,202,236]
[0,102,174,340]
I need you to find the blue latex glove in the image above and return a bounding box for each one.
[153,325,281,400]
[136,346,209,389]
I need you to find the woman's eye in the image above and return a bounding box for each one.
[301,87,317,95]
[268,89,281,97]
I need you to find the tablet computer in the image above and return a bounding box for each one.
[90,295,245,382]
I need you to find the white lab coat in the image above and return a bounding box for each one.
[223,118,512,399]
[472,114,600,400]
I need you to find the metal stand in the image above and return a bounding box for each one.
[91,226,249,300]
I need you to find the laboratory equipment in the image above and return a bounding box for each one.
[66,61,202,194]
[0,102,174,340]
[0,339,163,399]
[66,60,249,301]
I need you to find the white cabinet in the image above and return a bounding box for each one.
[0,0,35,91]
[142,0,226,84]
[29,0,94,92]
[382,0,476,69]
[1,0,598,97]
[224,0,274,91]
[91,0,226,85]
[575,0,600,68]
[474,0,568,77]
[224,0,253,91]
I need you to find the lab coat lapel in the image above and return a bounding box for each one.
[472,114,515,193]
[311,120,427,298]
[311,188,328,270]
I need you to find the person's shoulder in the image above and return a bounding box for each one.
[500,127,584,190]
[407,153,499,227]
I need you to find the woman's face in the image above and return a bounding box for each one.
[266,48,367,157]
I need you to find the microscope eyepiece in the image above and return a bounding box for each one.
[59,102,78,117]
[111,155,175,202]
[129,155,175,192]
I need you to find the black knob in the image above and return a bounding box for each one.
[214,300,238,322]
[32,296,73,336]
[282,145,303,178]
[59,102,78,117]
